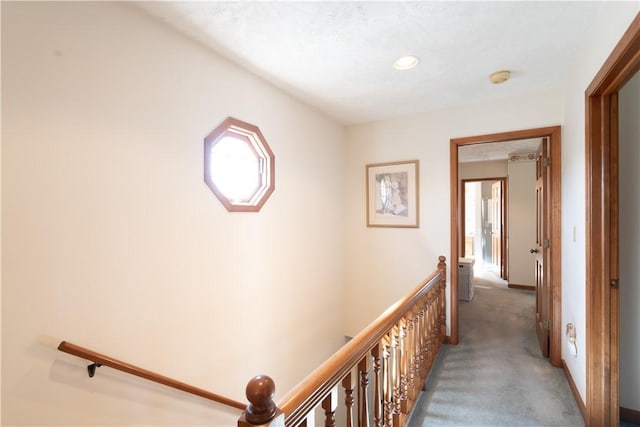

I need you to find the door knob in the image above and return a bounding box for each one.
[530,248,539,254]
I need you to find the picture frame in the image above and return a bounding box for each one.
[366,160,419,228]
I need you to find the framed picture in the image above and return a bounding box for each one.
[366,160,419,228]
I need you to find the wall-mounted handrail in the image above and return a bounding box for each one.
[57,341,246,411]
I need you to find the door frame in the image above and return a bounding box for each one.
[460,177,508,279]
[585,13,640,427]
[449,126,562,369]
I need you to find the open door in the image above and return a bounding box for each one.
[534,138,550,357]
[490,180,507,279]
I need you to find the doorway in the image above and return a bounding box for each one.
[449,126,562,368]
[461,178,507,279]
[585,13,640,427]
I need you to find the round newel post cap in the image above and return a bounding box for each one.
[438,255,446,269]
[245,375,277,424]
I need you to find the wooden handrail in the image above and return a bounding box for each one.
[269,255,447,427]
[57,341,246,411]
[58,256,447,427]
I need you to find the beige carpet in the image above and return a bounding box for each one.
[407,267,584,426]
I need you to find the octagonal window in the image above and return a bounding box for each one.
[204,117,274,212]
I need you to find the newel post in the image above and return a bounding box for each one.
[437,255,446,275]
[238,376,284,427]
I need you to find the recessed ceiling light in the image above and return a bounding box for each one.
[489,70,511,84]
[393,55,420,70]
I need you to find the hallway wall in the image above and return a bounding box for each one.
[2,3,346,426]
[560,2,639,404]
[459,160,508,179]
[507,158,536,286]
[344,91,563,337]
[619,70,640,412]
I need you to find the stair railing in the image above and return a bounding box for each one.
[239,256,447,427]
[57,340,246,411]
[58,255,447,427]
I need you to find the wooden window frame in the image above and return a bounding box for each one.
[204,117,275,212]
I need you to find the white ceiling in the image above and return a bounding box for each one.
[135,1,607,126]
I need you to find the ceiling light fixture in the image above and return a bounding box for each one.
[489,70,511,84]
[393,55,420,70]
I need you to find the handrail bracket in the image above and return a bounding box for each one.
[87,362,102,378]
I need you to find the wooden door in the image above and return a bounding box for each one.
[534,138,550,357]
[491,181,502,270]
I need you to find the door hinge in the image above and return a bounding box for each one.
[610,278,619,289]
[543,157,551,167]
[543,238,550,249]
[544,319,551,331]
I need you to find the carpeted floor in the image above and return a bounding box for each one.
[407,267,584,427]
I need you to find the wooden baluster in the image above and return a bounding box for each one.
[413,307,420,386]
[420,300,429,382]
[372,344,383,427]
[382,335,394,427]
[412,309,421,394]
[425,292,440,370]
[398,318,409,420]
[434,291,441,355]
[405,312,416,405]
[429,289,440,356]
[428,296,436,373]
[391,326,401,426]
[418,302,425,387]
[239,375,284,427]
[322,387,338,427]
[415,304,424,390]
[435,295,441,364]
[439,256,447,342]
[391,326,399,411]
[436,285,446,352]
[358,355,370,427]
[342,372,355,427]
[425,297,432,372]
[434,293,440,360]
[392,323,404,426]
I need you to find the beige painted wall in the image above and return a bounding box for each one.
[507,159,536,286]
[619,70,640,412]
[343,91,564,337]
[459,160,508,180]
[1,2,346,425]
[560,2,639,403]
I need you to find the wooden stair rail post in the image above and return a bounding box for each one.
[238,376,284,427]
